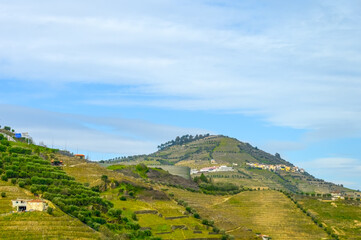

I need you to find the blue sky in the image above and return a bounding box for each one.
[0,0,361,190]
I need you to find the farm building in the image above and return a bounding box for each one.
[74,154,85,159]
[11,199,47,212]
[51,159,63,166]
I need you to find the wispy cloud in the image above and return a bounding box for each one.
[0,104,209,158]
[301,157,361,189]
[1,0,361,141]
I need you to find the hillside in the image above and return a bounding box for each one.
[1,128,360,240]
[169,188,329,240]
[0,181,103,240]
[0,129,224,239]
[104,135,352,195]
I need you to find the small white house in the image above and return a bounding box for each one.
[11,199,28,211]
[12,199,47,212]
[214,165,234,172]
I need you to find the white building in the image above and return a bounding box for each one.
[12,199,47,212]
[214,165,234,172]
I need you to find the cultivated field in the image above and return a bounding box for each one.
[298,198,361,239]
[0,181,32,214]
[101,188,223,239]
[0,211,102,240]
[170,188,329,240]
[0,181,102,240]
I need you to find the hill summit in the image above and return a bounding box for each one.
[104,135,352,195]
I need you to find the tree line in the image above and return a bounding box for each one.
[157,134,210,151]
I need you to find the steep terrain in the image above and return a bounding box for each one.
[1,128,360,240]
[169,188,329,240]
[104,135,351,195]
[0,181,102,240]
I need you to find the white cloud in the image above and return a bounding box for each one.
[303,157,361,169]
[301,157,361,189]
[0,0,361,140]
[0,104,209,159]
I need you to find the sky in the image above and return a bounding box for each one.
[0,0,360,190]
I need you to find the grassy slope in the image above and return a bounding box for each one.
[0,211,102,240]
[298,198,361,239]
[59,153,145,187]
[170,188,329,240]
[100,187,222,239]
[0,181,102,240]
[108,135,349,194]
[0,181,33,213]
[60,155,223,239]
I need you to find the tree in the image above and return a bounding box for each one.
[101,175,109,190]
[199,173,208,183]
[1,175,8,182]
[18,181,25,188]
[47,207,54,215]
[101,175,108,183]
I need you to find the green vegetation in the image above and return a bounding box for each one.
[1,128,359,239]
[157,134,210,150]
[107,165,127,171]
[100,186,223,239]
[0,210,103,240]
[171,188,329,240]
[297,197,361,239]
[0,136,159,239]
[194,173,241,195]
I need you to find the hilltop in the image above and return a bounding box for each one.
[103,135,352,195]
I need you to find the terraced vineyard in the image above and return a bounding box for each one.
[100,187,223,239]
[0,181,32,213]
[297,197,361,239]
[170,188,329,240]
[1,130,359,239]
[0,211,102,240]
[60,153,144,187]
[112,135,356,196]
[0,181,102,240]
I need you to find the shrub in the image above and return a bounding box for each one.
[193,213,200,219]
[0,139,10,146]
[108,208,122,218]
[8,147,32,155]
[5,170,16,178]
[11,178,16,184]
[119,196,127,201]
[0,145,7,152]
[185,207,192,213]
[1,175,8,181]
[1,192,6,198]
[221,235,229,240]
[202,219,209,225]
[47,207,54,215]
